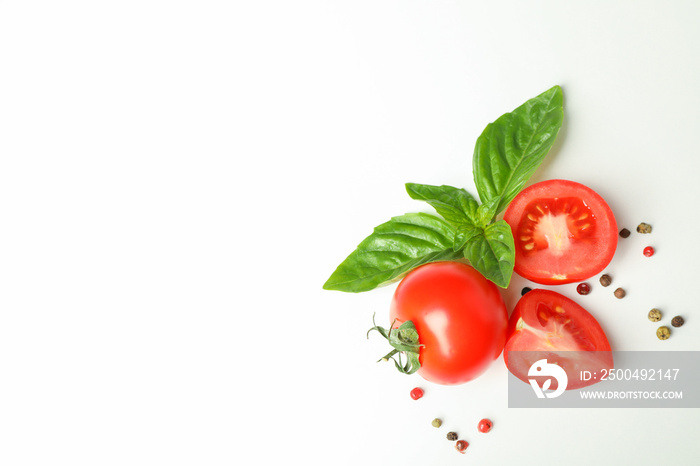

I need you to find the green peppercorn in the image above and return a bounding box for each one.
[648,309,662,322]
[432,418,442,428]
[637,223,652,234]
[656,326,671,340]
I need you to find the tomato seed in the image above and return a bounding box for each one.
[576,283,591,295]
[410,387,424,400]
[478,418,493,433]
[672,316,685,328]
[643,246,655,257]
[455,440,469,453]
[619,228,631,238]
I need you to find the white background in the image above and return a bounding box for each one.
[1,1,699,465]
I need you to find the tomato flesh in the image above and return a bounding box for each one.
[390,262,508,385]
[504,179,618,284]
[504,289,612,390]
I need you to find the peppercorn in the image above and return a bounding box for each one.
[521,287,532,296]
[672,316,685,328]
[576,283,591,295]
[599,274,612,287]
[410,387,424,400]
[478,418,493,433]
[619,228,631,238]
[614,287,626,299]
[656,326,671,340]
[648,309,662,322]
[455,440,469,453]
[431,418,442,428]
[643,246,655,257]
[637,223,652,234]
[446,431,458,441]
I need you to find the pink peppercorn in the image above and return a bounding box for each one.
[478,418,493,433]
[455,440,469,453]
[410,387,424,400]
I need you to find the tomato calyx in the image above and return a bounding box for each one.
[367,313,423,375]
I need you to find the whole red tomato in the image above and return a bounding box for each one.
[390,262,508,385]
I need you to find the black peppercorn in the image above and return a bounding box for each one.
[614,288,626,299]
[671,316,685,328]
[446,431,458,441]
[599,274,612,287]
[521,287,532,296]
[619,228,631,238]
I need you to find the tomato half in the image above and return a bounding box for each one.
[390,262,508,385]
[503,179,618,285]
[504,289,612,390]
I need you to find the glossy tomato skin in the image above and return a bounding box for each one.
[390,262,508,385]
[504,289,613,390]
[503,179,618,285]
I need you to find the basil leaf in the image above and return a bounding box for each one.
[323,212,461,293]
[453,223,481,251]
[475,197,499,228]
[462,220,515,288]
[473,85,563,215]
[405,183,480,227]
